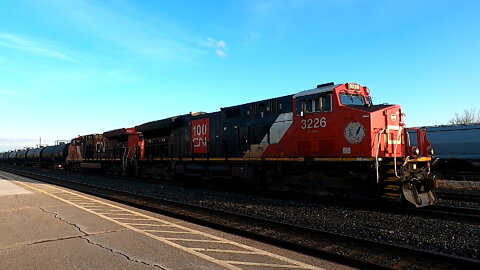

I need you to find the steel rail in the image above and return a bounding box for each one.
[437,192,480,203]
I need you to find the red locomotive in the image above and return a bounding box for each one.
[1,82,437,207]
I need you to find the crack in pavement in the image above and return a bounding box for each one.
[39,207,168,270]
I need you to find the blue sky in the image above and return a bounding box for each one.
[1,0,479,151]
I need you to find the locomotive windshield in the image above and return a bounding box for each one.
[339,93,366,106]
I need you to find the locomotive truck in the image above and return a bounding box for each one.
[0,82,437,207]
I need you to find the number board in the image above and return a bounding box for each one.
[191,118,210,154]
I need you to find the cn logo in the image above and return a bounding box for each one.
[191,118,210,154]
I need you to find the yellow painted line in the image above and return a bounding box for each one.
[314,157,374,162]
[80,207,111,210]
[108,217,154,221]
[192,249,258,254]
[123,223,171,227]
[13,180,324,270]
[12,181,242,270]
[143,157,377,162]
[96,213,139,216]
[142,230,195,234]
[143,157,306,162]
[82,208,111,212]
[407,157,431,162]
[163,238,224,243]
[226,261,306,268]
[264,158,303,161]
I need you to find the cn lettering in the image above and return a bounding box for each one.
[192,124,207,148]
[191,118,210,154]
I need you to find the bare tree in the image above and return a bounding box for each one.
[449,109,480,125]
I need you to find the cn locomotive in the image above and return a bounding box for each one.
[0,82,437,207]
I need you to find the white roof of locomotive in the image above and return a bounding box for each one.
[293,83,340,99]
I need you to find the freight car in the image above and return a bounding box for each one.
[26,147,44,165]
[42,144,70,166]
[0,82,437,207]
[0,152,9,163]
[0,144,69,168]
[425,124,480,169]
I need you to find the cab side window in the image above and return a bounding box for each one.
[322,95,332,112]
[305,100,313,113]
[296,94,332,115]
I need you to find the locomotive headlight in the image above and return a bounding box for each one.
[428,148,435,156]
[413,147,420,156]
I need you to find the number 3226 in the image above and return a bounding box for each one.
[300,117,327,129]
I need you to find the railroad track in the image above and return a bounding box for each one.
[435,171,480,181]
[1,165,479,270]
[412,204,480,223]
[437,192,480,203]
[246,189,480,224]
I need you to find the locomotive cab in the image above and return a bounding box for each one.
[290,82,436,207]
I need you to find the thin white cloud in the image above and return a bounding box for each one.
[41,1,203,62]
[216,50,227,57]
[201,37,228,57]
[0,32,74,62]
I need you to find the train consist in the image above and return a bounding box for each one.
[425,124,480,169]
[0,82,437,207]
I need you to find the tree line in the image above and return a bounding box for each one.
[449,109,480,125]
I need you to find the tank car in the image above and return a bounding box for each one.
[41,144,70,168]
[8,151,17,163]
[26,147,45,165]
[15,149,29,164]
[133,82,436,207]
